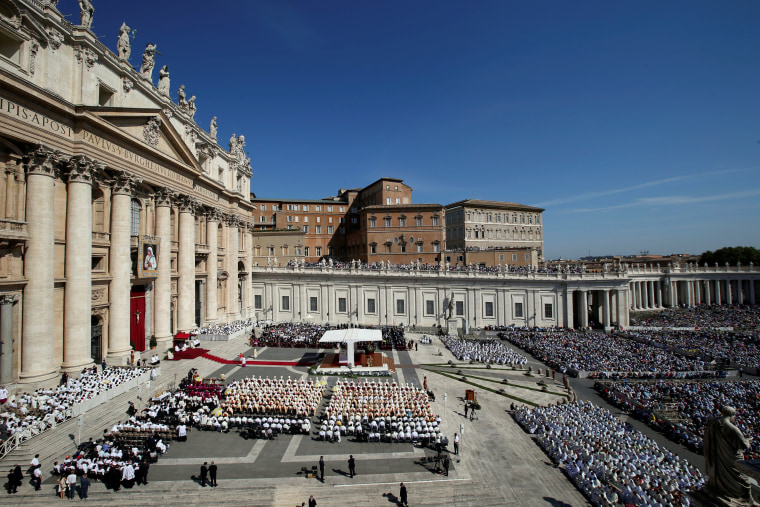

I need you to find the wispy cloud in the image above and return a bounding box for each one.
[565,189,760,213]
[536,169,745,207]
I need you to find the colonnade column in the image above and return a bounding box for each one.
[580,290,588,328]
[602,290,611,329]
[177,196,199,332]
[153,188,175,347]
[62,156,96,371]
[648,281,655,308]
[714,280,721,305]
[750,280,756,305]
[0,294,17,384]
[565,289,574,329]
[107,171,141,363]
[642,281,649,309]
[726,280,732,305]
[205,208,221,323]
[616,290,628,328]
[737,280,744,305]
[225,214,239,321]
[705,279,711,305]
[20,146,58,382]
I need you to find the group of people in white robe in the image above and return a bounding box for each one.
[441,336,528,365]
[515,400,704,507]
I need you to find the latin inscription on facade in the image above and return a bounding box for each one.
[0,96,73,137]
[193,182,219,201]
[82,130,192,187]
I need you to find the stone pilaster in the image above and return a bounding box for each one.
[246,222,254,318]
[153,187,175,347]
[205,207,222,323]
[107,171,141,363]
[62,155,97,371]
[0,294,18,385]
[177,195,199,331]
[20,146,59,383]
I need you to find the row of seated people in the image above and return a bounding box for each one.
[219,376,326,418]
[323,380,434,421]
[317,416,445,446]
[52,451,152,492]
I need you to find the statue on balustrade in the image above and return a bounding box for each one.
[704,405,755,505]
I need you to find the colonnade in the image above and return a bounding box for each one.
[630,277,757,310]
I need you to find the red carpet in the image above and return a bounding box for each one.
[168,348,209,360]
[201,352,317,367]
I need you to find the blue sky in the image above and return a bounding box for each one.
[71,0,760,259]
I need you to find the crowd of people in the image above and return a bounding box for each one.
[320,381,441,445]
[289,258,590,275]
[624,329,760,371]
[441,336,528,365]
[0,367,148,452]
[631,305,760,333]
[191,319,253,336]
[596,379,760,459]
[220,376,325,418]
[254,322,328,348]
[514,400,704,506]
[500,329,724,379]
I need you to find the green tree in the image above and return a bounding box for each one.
[699,246,760,266]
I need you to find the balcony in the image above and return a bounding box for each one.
[92,231,110,244]
[0,219,28,240]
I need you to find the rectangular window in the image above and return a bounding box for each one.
[512,254,517,261]
[268,247,275,255]
[282,295,290,311]
[303,205,309,211]
[339,207,346,212]
[260,205,267,211]
[367,298,376,314]
[386,198,391,205]
[514,302,524,318]
[315,205,321,211]
[370,243,376,254]
[295,247,302,256]
[254,294,262,309]
[400,244,406,253]
[416,217,422,226]
[416,244,423,253]
[338,297,347,313]
[384,218,391,227]
[315,226,322,234]
[432,217,439,226]
[499,254,504,261]
[425,300,435,315]
[456,301,464,316]
[327,206,333,212]
[544,303,553,319]
[310,297,318,312]
[328,217,333,223]
[395,198,400,204]
[396,299,405,314]
[399,218,406,227]
[369,218,376,227]
[433,243,439,252]
[287,216,293,222]
[327,226,334,234]
[303,225,309,233]
[304,247,309,256]
[316,217,321,223]
[339,226,345,234]
[315,246,322,256]
[485,302,494,317]
[525,253,529,261]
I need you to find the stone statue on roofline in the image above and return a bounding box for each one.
[703,405,756,505]
[117,22,131,61]
[209,117,218,140]
[178,85,188,110]
[79,0,94,28]
[187,96,197,118]
[140,43,157,80]
[157,66,170,97]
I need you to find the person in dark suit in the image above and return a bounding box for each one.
[400,483,408,506]
[348,455,356,478]
[209,461,218,487]
[200,462,208,487]
[308,495,317,507]
[318,456,325,481]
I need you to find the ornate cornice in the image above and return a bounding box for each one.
[0,294,19,305]
[153,187,176,207]
[224,213,241,228]
[24,145,60,178]
[111,170,142,196]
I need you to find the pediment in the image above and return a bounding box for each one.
[86,108,203,174]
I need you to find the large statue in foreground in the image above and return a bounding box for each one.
[704,405,755,505]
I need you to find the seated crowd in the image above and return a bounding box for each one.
[0,367,148,450]
[515,400,704,507]
[319,380,442,444]
[220,376,325,418]
[442,336,528,365]
[625,329,760,371]
[500,329,723,379]
[254,322,328,348]
[596,379,760,459]
[631,305,760,334]
[191,318,252,336]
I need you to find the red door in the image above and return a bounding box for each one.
[130,286,146,352]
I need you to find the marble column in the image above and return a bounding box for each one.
[737,280,744,305]
[107,171,141,364]
[565,289,574,329]
[225,214,240,321]
[602,290,611,329]
[62,155,96,371]
[20,146,59,382]
[246,223,254,319]
[205,208,221,323]
[725,280,732,305]
[0,294,17,385]
[705,279,712,305]
[177,196,199,332]
[642,281,648,309]
[616,290,627,328]
[714,280,721,305]
[153,187,175,347]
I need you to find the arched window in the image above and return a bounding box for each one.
[217,223,223,247]
[130,198,142,236]
[92,188,105,232]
